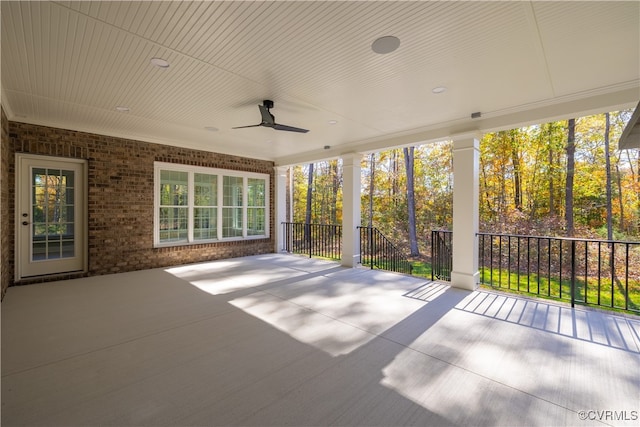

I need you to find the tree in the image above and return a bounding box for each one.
[510,130,523,211]
[604,113,613,240]
[403,147,419,256]
[368,153,375,226]
[305,163,314,241]
[565,118,576,236]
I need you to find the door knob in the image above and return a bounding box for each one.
[22,221,29,226]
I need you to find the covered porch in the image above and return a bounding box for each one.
[3,254,638,426]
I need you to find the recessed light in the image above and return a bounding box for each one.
[371,36,400,54]
[115,106,130,112]
[150,57,170,69]
[204,126,219,132]
[432,86,447,94]
[328,120,338,125]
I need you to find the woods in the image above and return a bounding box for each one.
[291,111,639,257]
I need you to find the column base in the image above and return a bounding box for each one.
[450,271,479,291]
[341,255,360,268]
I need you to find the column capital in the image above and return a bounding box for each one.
[274,165,288,175]
[451,131,483,142]
[340,152,364,165]
[452,136,480,153]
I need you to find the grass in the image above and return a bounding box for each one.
[478,267,640,311]
[409,261,639,314]
[410,260,433,278]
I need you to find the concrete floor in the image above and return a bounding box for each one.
[2,254,639,426]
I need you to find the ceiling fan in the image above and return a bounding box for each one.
[232,100,309,133]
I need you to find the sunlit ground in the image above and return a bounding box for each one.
[3,254,638,426]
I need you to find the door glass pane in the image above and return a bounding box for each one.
[31,168,75,261]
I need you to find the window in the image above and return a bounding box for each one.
[159,170,188,243]
[154,162,269,246]
[194,173,217,241]
[247,178,266,236]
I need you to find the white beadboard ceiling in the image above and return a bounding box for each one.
[2,1,639,165]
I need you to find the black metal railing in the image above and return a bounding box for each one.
[282,222,342,260]
[358,226,413,275]
[478,232,640,313]
[431,230,453,281]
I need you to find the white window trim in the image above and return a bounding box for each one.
[154,162,269,247]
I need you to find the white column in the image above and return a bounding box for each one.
[451,135,481,290]
[341,153,362,267]
[274,166,288,252]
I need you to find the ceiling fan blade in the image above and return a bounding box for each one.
[274,123,309,133]
[232,124,262,129]
[258,104,275,125]
[234,100,308,133]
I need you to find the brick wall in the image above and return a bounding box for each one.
[1,107,10,299]
[3,120,275,288]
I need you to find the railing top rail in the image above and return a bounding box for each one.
[476,231,640,246]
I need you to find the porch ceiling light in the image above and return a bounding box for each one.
[150,57,170,69]
[115,106,130,112]
[432,86,447,94]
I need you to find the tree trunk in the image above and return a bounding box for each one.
[391,149,399,206]
[565,119,576,236]
[511,131,522,211]
[369,153,375,227]
[616,161,625,233]
[548,123,555,217]
[403,147,419,256]
[330,160,339,225]
[604,113,613,240]
[305,163,314,243]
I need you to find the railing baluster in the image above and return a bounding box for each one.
[584,241,588,305]
[537,237,541,295]
[526,237,531,293]
[625,243,629,311]
[610,242,615,308]
[570,239,575,308]
[597,241,602,306]
[473,231,638,314]
[559,239,563,300]
[547,238,552,297]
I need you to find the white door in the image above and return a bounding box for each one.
[16,154,87,279]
